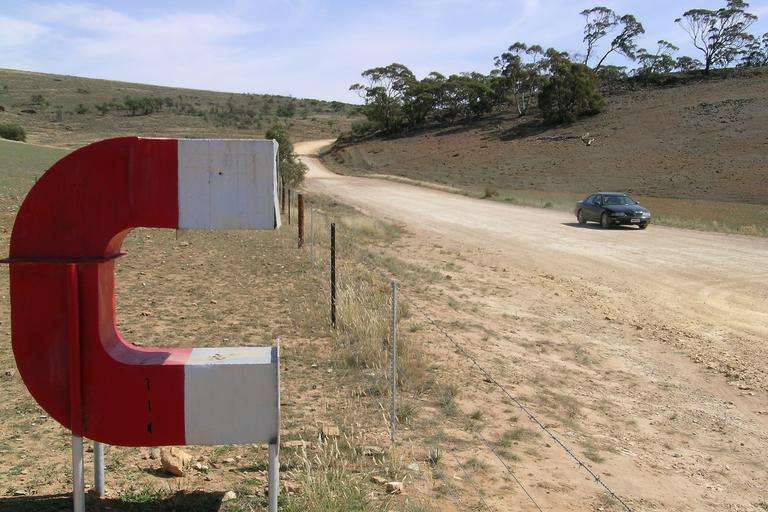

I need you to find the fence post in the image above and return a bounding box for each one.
[297,194,304,248]
[390,281,398,443]
[287,190,292,226]
[280,180,286,213]
[330,223,336,329]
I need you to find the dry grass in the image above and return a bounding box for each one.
[297,196,429,400]
[282,439,371,512]
[0,68,360,148]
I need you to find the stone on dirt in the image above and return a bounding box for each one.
[160,447,192,477]
[222,490,237,502]
[385,481,403,494]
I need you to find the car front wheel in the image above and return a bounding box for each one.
[577,210,587,224]
[638,222,648,230]
[601,212,612,229]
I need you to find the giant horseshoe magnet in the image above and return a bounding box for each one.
[6,137,282,509]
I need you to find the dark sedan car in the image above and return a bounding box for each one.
[575,193,651,229]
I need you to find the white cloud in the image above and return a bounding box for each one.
[4,0,767,101]
[0,15,48,47]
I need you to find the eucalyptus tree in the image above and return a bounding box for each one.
[493,42,546,116]
[676,0,758,73]
[740,32,768,67]
[581,7,645,71]
[675,56,704,72]
[350,63,416,133]
[637,40,680,74]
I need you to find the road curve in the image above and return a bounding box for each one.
[296,140,768,344]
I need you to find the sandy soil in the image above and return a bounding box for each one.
[298,140,768,511]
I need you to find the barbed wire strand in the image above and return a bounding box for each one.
[416,309,634,512]
[294,204,629,512]
[467,430,544,512]
[448,449,496,512]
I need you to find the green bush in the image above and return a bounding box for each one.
[539,63,604,125]
[350,120,375,137]
[123,96,163,116]
[0,123,26,142]
[265,124,307,186]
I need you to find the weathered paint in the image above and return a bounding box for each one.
[8,137,280,447]
[178,139,280,230]
[184,347,279,445]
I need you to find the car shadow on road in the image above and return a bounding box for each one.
[562,222,640,231]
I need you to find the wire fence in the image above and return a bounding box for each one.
[281,189,636,512]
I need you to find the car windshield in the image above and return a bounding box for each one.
[603,195,634,206]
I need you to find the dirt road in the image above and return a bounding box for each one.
[298,140,768,511]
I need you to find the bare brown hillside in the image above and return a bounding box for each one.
[326,72,768,205]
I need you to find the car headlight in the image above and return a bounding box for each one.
[642,212,651,218]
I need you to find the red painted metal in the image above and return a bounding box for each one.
[9,137,191,446]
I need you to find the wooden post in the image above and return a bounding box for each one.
[280,180,286,213]
[330,223,336,329]
[288,190,291,226]
[298,194,305,249]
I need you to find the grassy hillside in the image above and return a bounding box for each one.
[0,139,69,204]
[0,68,360,149]
[325,70,768,216]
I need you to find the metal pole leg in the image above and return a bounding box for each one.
[72,436,84,512]
[93,441,105,498]
[268,442,279,512]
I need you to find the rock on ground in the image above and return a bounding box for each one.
[160,447,192,477]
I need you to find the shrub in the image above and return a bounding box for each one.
[0,123,26,142]
[265,124,307,186]
[123,96,163,116]
[276,102,296,117]
[350,120,375,138]
[482,186,498,198]
[539,63,604,125]
[75,104,89,115]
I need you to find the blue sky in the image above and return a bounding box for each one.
[1,0,767,102]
